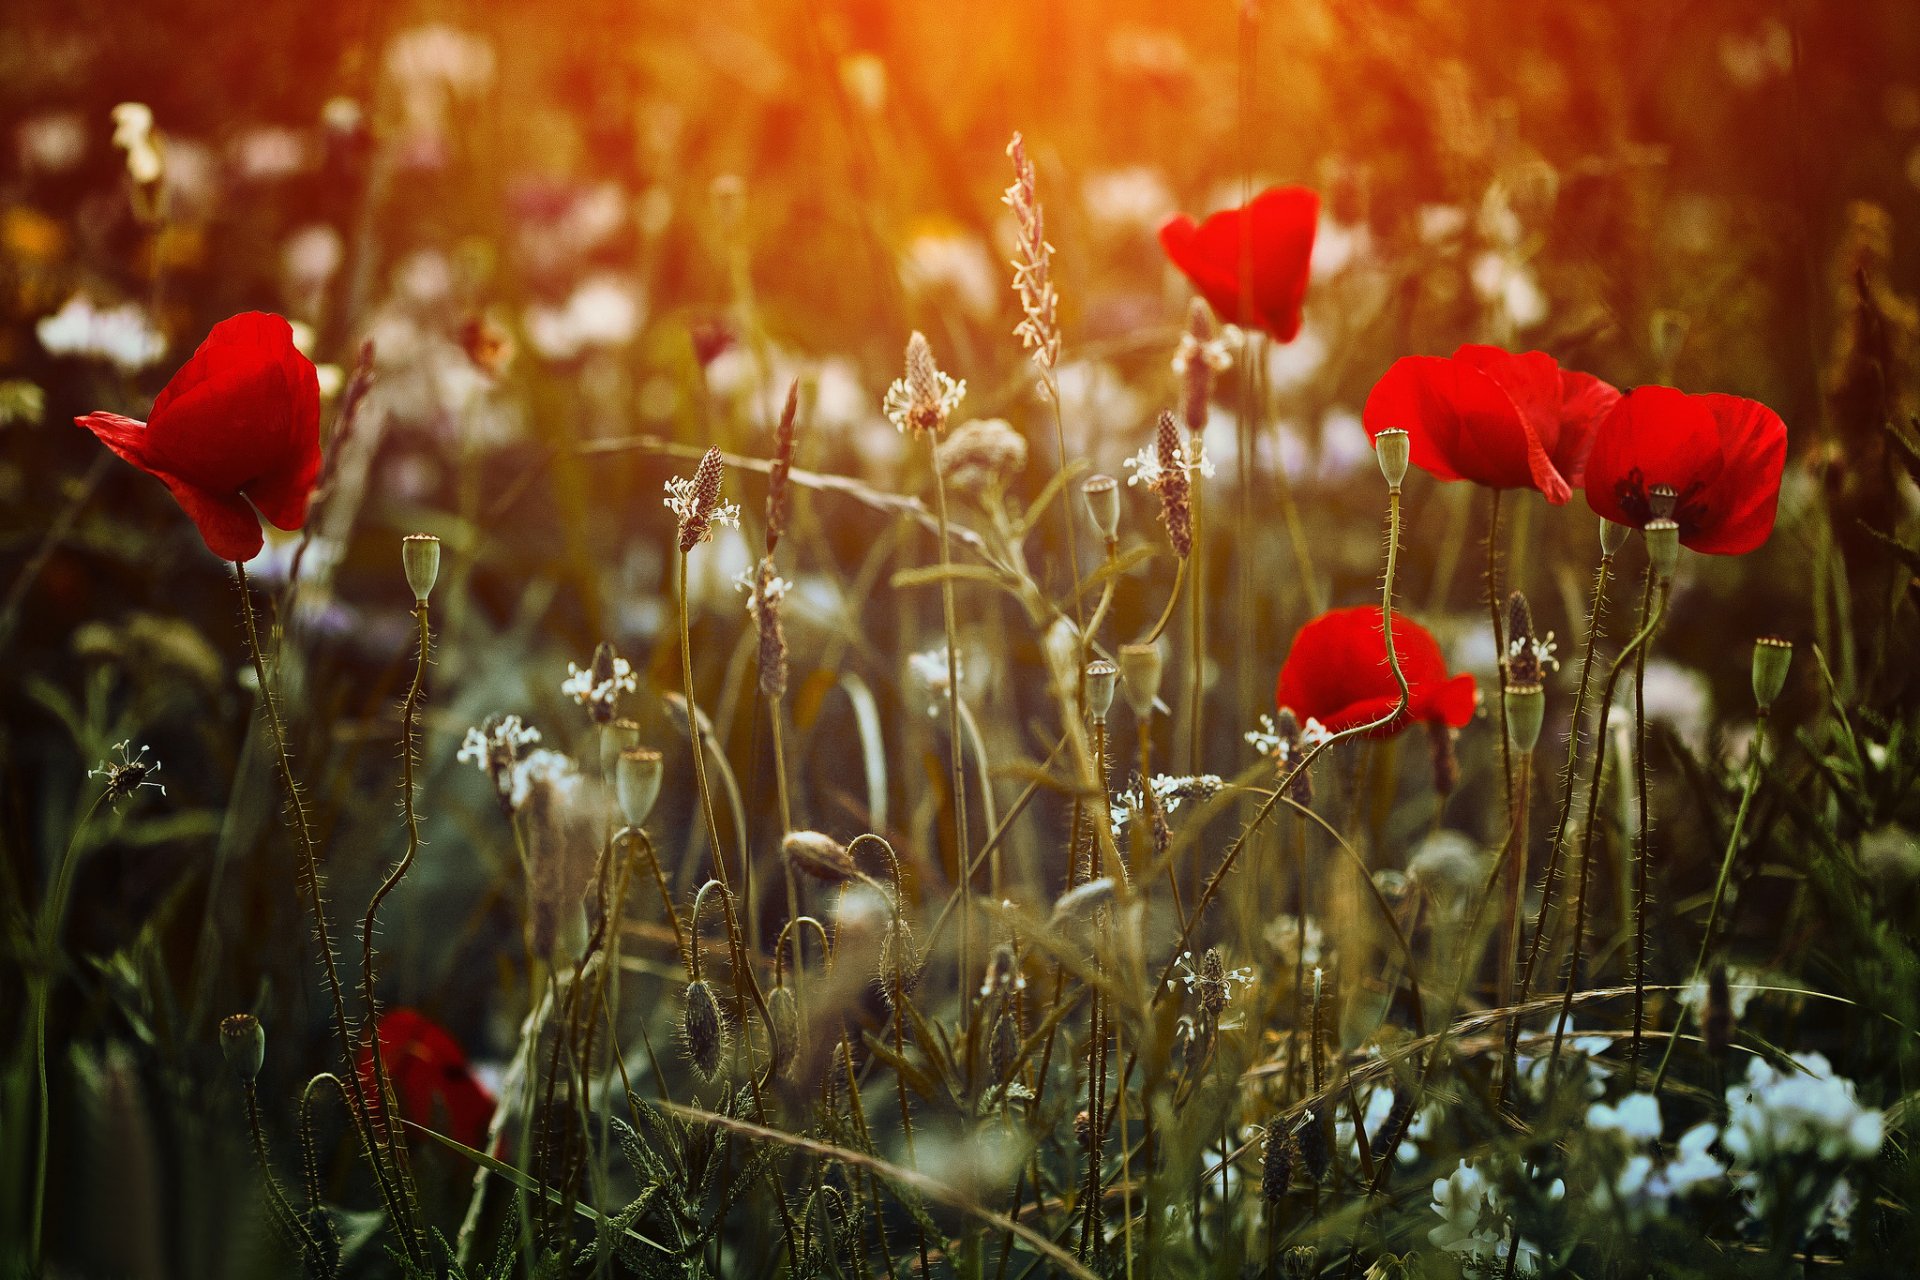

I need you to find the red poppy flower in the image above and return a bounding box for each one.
[1361,345,1620,505]
[1275,606,1478,738]
[357,1008,495,1151]
[1159,186,1319,342]
[75,312,321,561]
[1582,385,1787,555]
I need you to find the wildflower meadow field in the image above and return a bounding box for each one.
[7,1,1920,1276]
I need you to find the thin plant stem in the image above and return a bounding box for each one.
[27,790,107,1265]
[1629,569,1658,1072]
[1141,557,1187,646]
[357,599,432,1257]
[1499,757,1534,1015]
[244,1081,329,1268]
[231,562,416,1266]
[1651,718,1769,1094]
[1486,490,1514,819]
[1187,472,1204,773]
[1546,580,1671,1086]
[1502,546,1614,1102]
[930,457,974,1035]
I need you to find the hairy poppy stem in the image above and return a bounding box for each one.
[1629,569,1658,1073]
[231,562,418,1267]
[1501,546,1614,1107]
[357,598,432,1258]
[1545,581,1671,1090]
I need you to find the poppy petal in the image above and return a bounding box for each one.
[1363,356,1535,490]
[1686,394,1787,555]
[1552,369,1622,489]
[1160,187,1318,342]
[75,411,156,472]
[1584,386,1727,531]
[1454,345,1577,503]
[152,469,267,561]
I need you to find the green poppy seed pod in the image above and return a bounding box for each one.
[600,717,642,775]
[1085,659,1118,721]
[1504,683,1545,755]
[1373,428,1410,492]
[1599,518,1631,556]
[1644,518,1680,584]
[1752,635,1793,714]
[401,533,440,603]
[782,829,858,884]
[220,1013,265,1083]
[1082,473,1120,542]
[616,747,663,828]
[1118,642,1162,719]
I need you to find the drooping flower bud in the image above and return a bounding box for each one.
[682,979,727,1080]
[1084,659,1118,721]
[1373,427,1411,491]
[767,984,800,1077]
[401,533,440,603]
[220,1013,265,1083]
[1118,642,1162,720]
[1751,635,1792,715]
[616,747,663,828]
[783,830,859,884]
[1049,876,1116,928]
[1082,473,1120,542]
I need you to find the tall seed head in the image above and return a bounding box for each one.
[1082,473,1120,542]
[1261,1124,1294,1205]
[401,533,440,603]
[1752,635,1793,715]
[1153,410,1194,558]
[766,378,799,554]
[220,1013,265,1083]
[1119,642,1163,719]
[1085,659,1119,722]
[1373,428,1411,491]
[616,747,663,828]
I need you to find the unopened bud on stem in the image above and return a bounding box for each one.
[401,533,440,603]
[1751,636,1792,715]
[1373,428,1410,492]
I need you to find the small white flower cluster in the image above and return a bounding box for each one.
[1582,1092,1722,1228]
[883,368,966,435]
[1109,773,1225,832]
[1721,1053,1883,1239]
[662,475,741,536]
[1429,1158,1563,1276]
[1166,949,1255,1004]
[37,294,166,374]
[1244,713,1332,759]
[1506,629,1561,674]
[1510,1016,1614,1103]
[1171,327,1233,378]
[733,566,792,620]
[1122,437,1215,489]
[458,715,570,812]
[908,645,962,714]
[522,275,644,362]
[560,655,637,713]
[90,740,165,806]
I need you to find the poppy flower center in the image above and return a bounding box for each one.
[1612,468,1709,534]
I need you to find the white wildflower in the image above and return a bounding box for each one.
[1123,437,1215,488]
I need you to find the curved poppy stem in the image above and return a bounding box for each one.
[231,562,418,1266]
[357,599,431,1254]
[1501,545,1614,1106]
[929,452,974,1042]
[1544,579,1670,1089]
[1149,484,1410,996]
